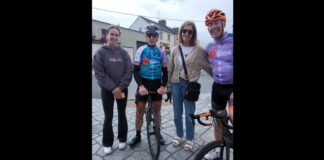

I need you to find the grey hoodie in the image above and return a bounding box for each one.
[93,45,133,91]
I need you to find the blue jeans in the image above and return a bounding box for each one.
[172,78,196,141]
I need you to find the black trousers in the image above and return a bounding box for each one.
[101,88,128,147]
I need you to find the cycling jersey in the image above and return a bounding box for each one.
[206,32,233,84]
[134,44,167,80]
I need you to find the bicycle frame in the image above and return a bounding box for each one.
[144,91,161,160]
[191,109,233,160]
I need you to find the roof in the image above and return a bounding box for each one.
[92,19,145,34]
[139,16,177,34]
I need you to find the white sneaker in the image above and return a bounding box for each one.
[103,147,112,155]
[204,147,221,159]
[118,142,126,150]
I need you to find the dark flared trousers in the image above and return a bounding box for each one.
[101,88,128,147]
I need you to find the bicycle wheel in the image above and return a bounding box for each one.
[194,141,233,160]
[146,108,160,160]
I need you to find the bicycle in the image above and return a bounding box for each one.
[136,91,161,160]
[191,109,233,160]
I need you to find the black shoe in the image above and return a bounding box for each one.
[159,134,165,145]
[128,136,141,147]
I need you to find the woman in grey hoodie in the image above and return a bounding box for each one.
[93,25,133,155]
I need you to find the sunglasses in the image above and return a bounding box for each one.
[182,29,193,35]
[207,20,223,27]
[146,33,158,38]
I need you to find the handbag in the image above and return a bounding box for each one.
[178,45,201,101]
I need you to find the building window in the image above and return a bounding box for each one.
[167,34,170,42]
[159,31,163,40]
[160,42,163,48]
[139,27,142,32]
[101,29,107,37]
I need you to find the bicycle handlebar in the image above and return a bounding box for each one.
[147,91,158,94]
[191,109,233,129]
[190,112,213,126]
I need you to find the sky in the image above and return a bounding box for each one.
[92,0,233,48]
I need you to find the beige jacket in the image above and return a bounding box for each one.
[168,45,212,83]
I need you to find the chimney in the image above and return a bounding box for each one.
[158,20,166,26]
[173,27,179,34]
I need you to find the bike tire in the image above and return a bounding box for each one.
[194,141,232,160]
[146,109,160,160]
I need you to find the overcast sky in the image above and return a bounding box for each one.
[92,0,233,48]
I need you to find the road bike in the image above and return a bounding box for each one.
[191,109,233,160]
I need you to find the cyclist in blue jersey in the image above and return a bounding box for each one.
[128,23,168,147]
[204,8,234,159]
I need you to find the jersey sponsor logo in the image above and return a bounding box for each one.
[150,59,160,65]
[217,51,232,57]
[210,50,216,58]
[210,50,232,59]
[142,58,150,65]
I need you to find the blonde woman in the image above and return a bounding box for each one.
[168,21,212,151]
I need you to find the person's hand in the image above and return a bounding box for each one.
[138,85,148,96]
[112,87,122,99]
[157,86,166,95]
[112,87,122,94]
[114,92,125,99]
[113,92,121,99]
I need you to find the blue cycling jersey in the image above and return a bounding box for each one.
[134,45,167,80]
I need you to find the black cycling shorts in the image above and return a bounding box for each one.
[135,78,162,103]
[211,82,233,111]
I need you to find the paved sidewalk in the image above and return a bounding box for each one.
[92,93,217,160]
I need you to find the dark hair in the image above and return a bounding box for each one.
[179,21,197,46]
[107,25,121,36]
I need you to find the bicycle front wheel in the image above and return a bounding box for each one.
[146,109,160,160]
[194,141,233,160]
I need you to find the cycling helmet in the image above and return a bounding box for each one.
[205,9,226,26]
[146,23,160,33]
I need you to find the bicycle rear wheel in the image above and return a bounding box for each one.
[194,141,233,160]
[146,109,160,160]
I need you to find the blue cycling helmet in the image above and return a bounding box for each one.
[146,23,160,33]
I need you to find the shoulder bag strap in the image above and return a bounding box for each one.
[178,45,189,80]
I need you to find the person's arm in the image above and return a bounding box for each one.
[93,51,117,91]
[133,64,142,86]
[161,66,168,87]
[157,49,168,95]
[133,65,149,95]
[200,49,213,77]
[133,47,148,95]
[160,50,168,87]
[157,66,168,95]
[167,47,176,84]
